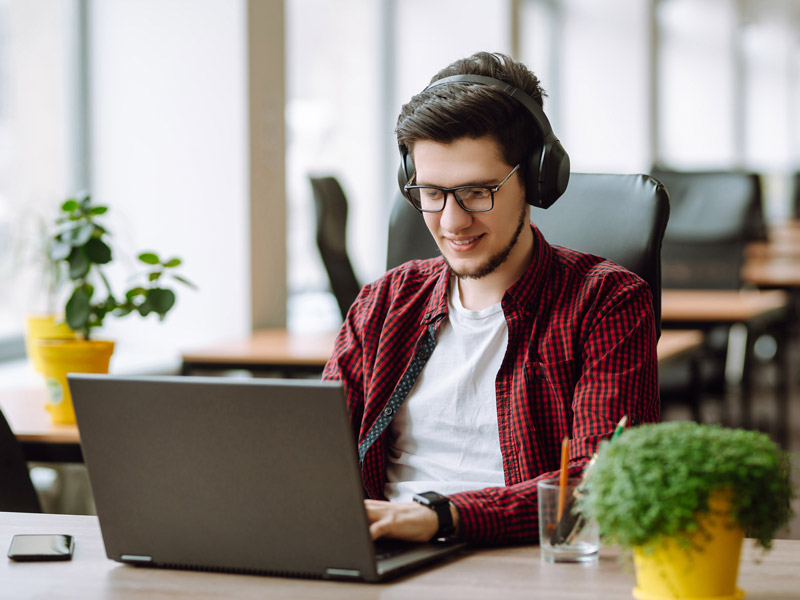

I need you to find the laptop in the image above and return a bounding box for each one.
[68,374,465,582]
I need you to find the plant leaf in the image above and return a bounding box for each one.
[147,288,176,316]
[66,286,92,331]
[163,258,182,268]
[72,223,95,246]
[68,247,90,279]
[86,238,112,264]
[138,252,160,265]
[89,206,108,215]
[61,199,79,212]
[172,274,197,289]
[50,239,72,261]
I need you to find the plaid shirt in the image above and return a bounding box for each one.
[322,224,659,544]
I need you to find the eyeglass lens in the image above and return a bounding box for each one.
[408,186,494,212]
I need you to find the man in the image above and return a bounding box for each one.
[322,52,659,545]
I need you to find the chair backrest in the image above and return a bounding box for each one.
[651,168,764,289]
[0,409,41,512]
[309,176,362,319]
[387,173,670,337]
[793,171,800,219]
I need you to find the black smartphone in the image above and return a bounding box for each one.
[7,534,74,562]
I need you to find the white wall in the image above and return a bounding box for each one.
[88,0,250,357]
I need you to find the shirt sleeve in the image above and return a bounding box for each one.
[448,277,659,544]
[322,285,370,438]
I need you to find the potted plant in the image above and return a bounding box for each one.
[36,192,194,424]
[578,421,794,600]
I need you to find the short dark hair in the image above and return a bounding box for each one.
[395,52,548,167]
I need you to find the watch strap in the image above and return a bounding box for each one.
[413,491,455,539]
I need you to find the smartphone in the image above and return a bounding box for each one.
[7,534,74,562]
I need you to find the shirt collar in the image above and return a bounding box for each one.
[504,224,553,316]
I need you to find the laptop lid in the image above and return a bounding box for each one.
[69,374,462,581]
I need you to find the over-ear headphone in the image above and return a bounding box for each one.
[397,74,570,209]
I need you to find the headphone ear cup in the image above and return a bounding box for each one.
[397,147,416,202]
[528,138,570,209]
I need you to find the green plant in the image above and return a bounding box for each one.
[578,422,794,551]
[48,192,195,340]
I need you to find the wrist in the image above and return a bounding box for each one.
[412,491,456,540]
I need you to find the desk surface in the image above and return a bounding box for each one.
[742,257,800,288]
[181,329,339,368]
[2,512,798,600]
[661,289,790,324]
[3,330,703,451]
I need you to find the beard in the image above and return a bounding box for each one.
[442,201,530,280]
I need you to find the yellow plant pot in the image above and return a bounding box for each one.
[24,315,77,373]
[632,492,745,600]
[36,339,115,425]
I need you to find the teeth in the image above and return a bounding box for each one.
[451,237,478,245]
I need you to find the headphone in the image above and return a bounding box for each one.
[397,74,570,209]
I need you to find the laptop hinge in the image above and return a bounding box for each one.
[121,554,153,564]
[324,567,362,580]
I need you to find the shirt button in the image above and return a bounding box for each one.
[383,406,393,416]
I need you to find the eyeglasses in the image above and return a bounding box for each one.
[404,164,521,213]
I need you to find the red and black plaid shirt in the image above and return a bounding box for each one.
[322,224,659,544]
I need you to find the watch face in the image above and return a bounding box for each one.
[415,491,444,506]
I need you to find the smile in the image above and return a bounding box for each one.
[446,235,483,252]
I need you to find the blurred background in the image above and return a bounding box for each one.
[0,0,798,359]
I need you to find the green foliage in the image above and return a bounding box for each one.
[48,192,196,339]
[578,422,794,551]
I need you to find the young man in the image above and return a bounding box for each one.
[322,52,659,545]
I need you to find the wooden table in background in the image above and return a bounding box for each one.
[0,387,81,462]
[180,329,339,377]
[661,289,792,444]
[2,511,798,599]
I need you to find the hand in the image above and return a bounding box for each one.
[364,499,439,542]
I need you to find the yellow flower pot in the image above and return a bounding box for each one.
[36,339,115,424]
[24,315,77,373]
[632,492,745,600]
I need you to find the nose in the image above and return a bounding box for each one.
[438,191,473,232]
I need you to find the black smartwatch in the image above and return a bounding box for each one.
[413,491,455,539]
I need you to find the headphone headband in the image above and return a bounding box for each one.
[397,73,570,209]
[424,74,557,145]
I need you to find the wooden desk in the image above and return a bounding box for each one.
[180,328,338,376]
[661,289,790,325]
[661,289,791,444]
[656,329,704,366]
[0,387,81,463]
[2,512,798,599]
[742,256,800,289]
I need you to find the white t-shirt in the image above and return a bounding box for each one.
[384,279,507,502]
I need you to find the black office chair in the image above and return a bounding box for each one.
[652,168,765,290]
[309,176,362,320]
[387,173,670,338]
[651,168,766,421]
[1,409,42,512]
[793,171,800,219]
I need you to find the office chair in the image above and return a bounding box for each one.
[652,168,765,290]
[794,171,800,219]
[387,173,670,338]
[1,409,42,512]
[309,176,362,320]
[651,168,766,421]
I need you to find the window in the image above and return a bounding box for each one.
[0,0,83,358]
